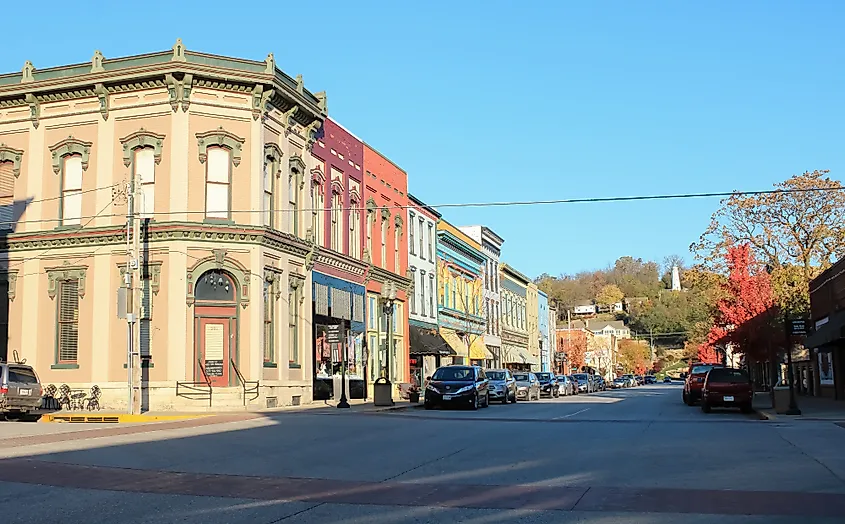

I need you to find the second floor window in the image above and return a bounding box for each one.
[429,277,434,317]
[350,200,360,259]
[135,148,155,220]
[418,220,424,259]
[312,181,324,244]
[366,209,374,257]
[428,223,434,260]
[0,161,14,230]
[205,147,231,220]
[288,174,298,236]
[394,227,401,273]
[331,191,342,251]
[57,279,80,364]
[381,217,387,268]
[419,272,426,317]
[263,159,273,227]
[62,155,83,226]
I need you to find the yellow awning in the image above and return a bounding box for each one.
[440,329,468,358]
[469,336,490,360]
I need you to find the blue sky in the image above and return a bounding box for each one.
[4,1,844,279]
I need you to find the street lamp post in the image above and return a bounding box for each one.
[784,318,802,416]
[379,281,398,404]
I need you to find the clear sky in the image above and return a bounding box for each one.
[4,1,843,279]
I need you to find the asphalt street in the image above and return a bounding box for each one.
[1,383,844,523]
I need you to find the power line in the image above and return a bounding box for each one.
[3,184,845,229]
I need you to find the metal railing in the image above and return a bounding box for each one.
[176,360,212,407]
[231,359,259,406]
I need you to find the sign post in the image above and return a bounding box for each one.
[784,318,808,416]
[328,324,350,409]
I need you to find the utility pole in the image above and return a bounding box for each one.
[125,178,133,415]
[126,170,142,415]
[132,168,142,415]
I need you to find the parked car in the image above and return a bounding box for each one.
[0,361,43,421]
[621,374,636,387]
[485,369,517,404]
[567,375,580,395]
[645,375,657,384]
[572,373,592,393]
[514,372,541,401]
[596,376,607,391]
[424,365,490,410]
[611,377,627,389]
[556,375,574,396]
[701,367,754,413]
[635,375,645,386]
[663,376,672,383]
[535,372,559,398]
[683,362,725,405]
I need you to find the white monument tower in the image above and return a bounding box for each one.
[671,266,682,291]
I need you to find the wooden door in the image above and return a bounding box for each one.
[196,312,233,387]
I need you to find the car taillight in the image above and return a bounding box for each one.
[0,386,7,394]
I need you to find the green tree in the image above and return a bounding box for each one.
[596,284,624,308]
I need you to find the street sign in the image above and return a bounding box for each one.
[326,324,343,344]
[788,319,809,337]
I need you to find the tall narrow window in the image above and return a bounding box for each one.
[263,160,273,227]
[380,217,387,268]
[289,283,300,367]
[350,200,360,258]
[429,277,435,317]
[288,174,298,235]
[312,181,324,245]
[264,280,274,364]
[419,272,425,316]
[0,161,15,230]
[394,227,401,273]
[444,279,450,308]
[410,277,416,314]
[451,276,457,309]
[331,191,341,251]
[57,279,80,364]
[428,223,434,260]
[62,155,83,225]
[409,212,416,255]
[366,209,374,258]
[418,220,424,259]
[135,148,155,220]
[205,148,231,219]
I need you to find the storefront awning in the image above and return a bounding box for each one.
[502,346,538,366]
[441,329,469,358]
[805,309,845,350]
[409,325,456,356]
[469,336,492,360]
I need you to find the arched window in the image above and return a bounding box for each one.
[62,155,83,226]
[349,198,360,259]
[331,189,341,251]
[135,147,156,219]
[312,180,324,245]
[195,270,235,302]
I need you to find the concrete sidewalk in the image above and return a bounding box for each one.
[754,392,845,421]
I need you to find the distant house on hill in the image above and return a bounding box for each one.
[573,301,596,315]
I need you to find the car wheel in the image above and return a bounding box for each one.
[511,391,518,403]
[701,401,711,413]
[470,393,479,410]
[424,402,434,410]
[483,393,490,408]
[20,414,42,422]
[740,403,754,414]
[683,391,690,405]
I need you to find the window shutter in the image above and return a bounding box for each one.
[0,161,14,230]
[58,280,79,362]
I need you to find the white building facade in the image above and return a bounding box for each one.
[459,225,504,368]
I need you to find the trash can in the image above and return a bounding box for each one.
[773,385,790,414]
[373,377,394,407]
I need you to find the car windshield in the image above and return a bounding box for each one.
[707,369,749,384]
[431,368,474,381]
[8,367,38,384]
[691,365,716,375]
[614,378,625,382]
[556,376,567,381]
[573,373,588,380]
[536,373,552,381]
[486,371,507,380]
[513,373,529,381]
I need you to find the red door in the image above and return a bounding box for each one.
[196,310,234,388]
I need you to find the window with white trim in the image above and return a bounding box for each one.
[331,190,342,251]
[312,181,324,245]
[263,159,273,227]
[0,161,14,230]
[57,280,80,363]
[205,147,231,219]
[409,212,416,255]
[133,148,155,220]
[380,216,387,268]
[288,173,298,235]
[62,155,83,225]
[350,200,361,259]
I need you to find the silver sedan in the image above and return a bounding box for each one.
[513,372,541,401]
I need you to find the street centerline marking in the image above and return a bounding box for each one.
[553,408,591,420]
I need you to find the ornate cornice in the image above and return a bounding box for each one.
[120,129,165,167]
[313,246,369,278]
[196,127,244,167]
[0,144,24,178]
[367,264,412,291]
[49,136,92,174]
[6,222,312,259]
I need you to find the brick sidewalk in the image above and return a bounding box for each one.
[0,458,843,517]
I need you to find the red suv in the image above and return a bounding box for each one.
[701,367,753,414]
[683,362,723,405]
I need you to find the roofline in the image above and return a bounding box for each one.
[363,141,407,175]
[408,193,442,218]
[326,117,364,145]
[500,263,531,285]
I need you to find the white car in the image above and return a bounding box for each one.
[556,375,574,396]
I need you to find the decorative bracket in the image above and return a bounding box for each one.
[196,127,245,167]
[120,129,166,167]
[49,137,92,174]
[46,266,87,299]
[213,248,227,268]
[0,144,24,178]
[282,105,299,135]
[164,73,193,112]
[252,85,275,121]
[315,91,328,114]
[0,270,18,301]
[24,94,39,129]
[304,242,318,271]
[303,120,321,147]
[289,154,306,189]
[380,208,391,221]
[181,74,193,112]
[264,267,284,300]
[94,83,109,121]
[394,214,404,233]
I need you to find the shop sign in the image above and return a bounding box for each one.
[326,324,343,344]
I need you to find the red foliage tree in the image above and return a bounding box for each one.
[698,244,778,363]
[558,330,587,372]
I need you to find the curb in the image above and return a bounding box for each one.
[40,413,212,424]
[754,409,776,421]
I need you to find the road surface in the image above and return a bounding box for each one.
[2,383,844,523]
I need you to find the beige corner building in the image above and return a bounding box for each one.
[0,40,328,411]
[526,282,540,368]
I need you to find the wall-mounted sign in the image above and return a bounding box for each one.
[326,324,343,344]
